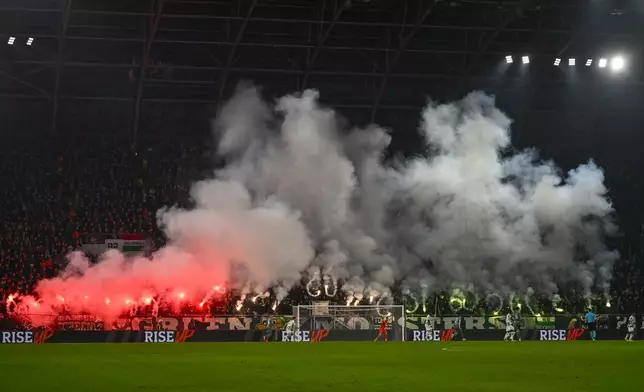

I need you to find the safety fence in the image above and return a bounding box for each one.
[0,327,638,344]
[2,313,641,330]
[1,313,641,343]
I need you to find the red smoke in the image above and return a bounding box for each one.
[11,245,230,325]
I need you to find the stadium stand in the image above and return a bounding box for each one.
[1,135,643,319]
[0,135,201,302]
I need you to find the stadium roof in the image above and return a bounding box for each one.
[1,0,643,136]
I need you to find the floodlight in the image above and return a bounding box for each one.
[26,37,34,46]
[505,55,513,64]
[7,36,15,45]
[554,58,561,66]
[598,58,607,68]
[568,58,575,66]
[610,56,625,72]
[522,55,529,64]
[585,59,592,67]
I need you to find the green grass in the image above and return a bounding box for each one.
[1,341,642,391]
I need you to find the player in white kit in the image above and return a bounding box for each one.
[625,313,636,341]
[503,312,516,341]
[425,314,434,332]
[284,318,297,341]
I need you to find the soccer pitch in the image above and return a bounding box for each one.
[1,342,641,391]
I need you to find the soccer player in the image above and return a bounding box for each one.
[263,316,273,342]
[568,314,579,329]
[513,309,522,341]
[284,318,296,341]
[625,313,636,341]
[425,314,434,332]
[503,311,516,341]
[584,309,597,341]
[374,317,389,342]
[454,314,466,341]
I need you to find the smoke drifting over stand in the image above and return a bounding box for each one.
[17,84,617,318]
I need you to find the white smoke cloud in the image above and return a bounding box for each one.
[24,84,617,318]
[159,180,314,290]
[194,85,616,297]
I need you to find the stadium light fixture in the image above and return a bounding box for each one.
[7,36,15,45]
[505,55,513,64]
[26,37,34,46]
[585,59,593,67]
[554,58,561,66]
[522,55,529,64]
[598,58,608,68]
[610,56,625,72]
[568,58,576,66]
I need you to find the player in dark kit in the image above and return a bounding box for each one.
[454,315,466,341]
[374,318,389,341]
[263,317,274,342]
[513,309,522,341]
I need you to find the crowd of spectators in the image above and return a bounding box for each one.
[612,259,644,313]
[0,135,205,302]
[1,134,643,316]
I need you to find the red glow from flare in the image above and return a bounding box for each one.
[22,246,232,322]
